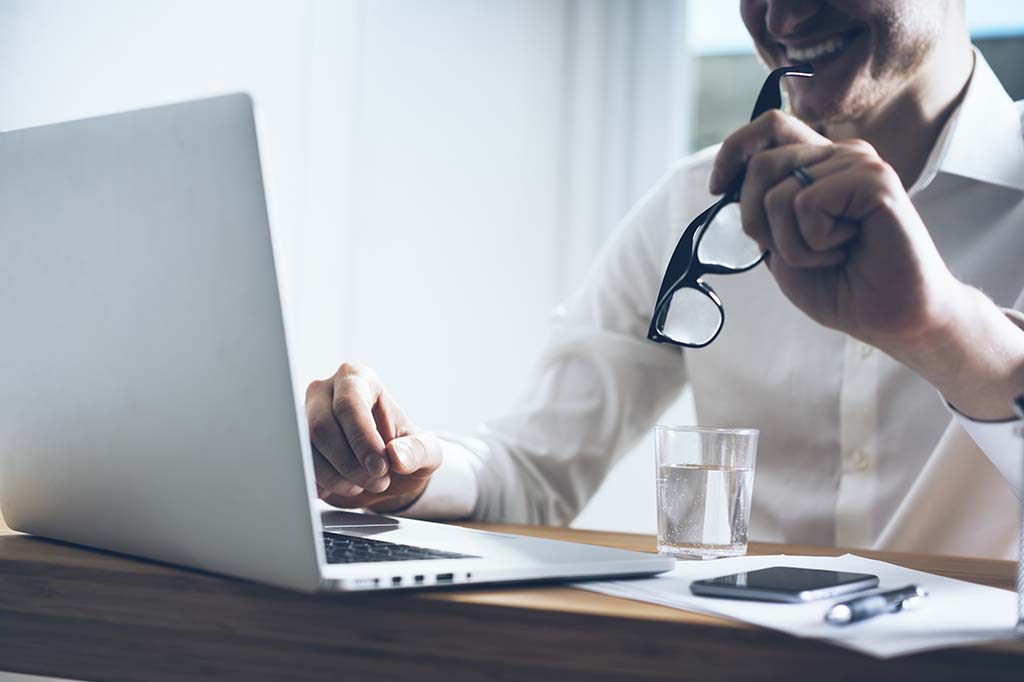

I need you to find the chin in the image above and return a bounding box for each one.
[789,93,848,126]
[786,77,873,127]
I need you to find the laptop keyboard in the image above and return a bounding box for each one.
[323,532,479,564]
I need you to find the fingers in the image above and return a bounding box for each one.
[764,183,847,268]
[306,375,389,494]
[311,445,364,498]
[790,161,900,256]
[331,364,390,479]
[742,140,887,269]
[318,433,440,511]
[306,363,442,509]
[386,431,443,477]
[761,154,866,267]
[372,390,405,444]
[796,151,899,225]
[788,175,864,263]
[710,109,830,194]
[739,143,837,253]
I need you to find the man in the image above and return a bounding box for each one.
[305,0,1024,558]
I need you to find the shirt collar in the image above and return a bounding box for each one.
[910,48,1024,195]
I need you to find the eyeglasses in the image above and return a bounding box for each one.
[647,64,814,348]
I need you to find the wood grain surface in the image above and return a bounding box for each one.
[0,519,1020,682]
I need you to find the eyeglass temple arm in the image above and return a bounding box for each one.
[649,63,816,340]
[749,63,814,121]
[716,64,815,199]
[652,204,717,308]
[660,65,816,298]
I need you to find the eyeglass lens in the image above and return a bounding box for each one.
[658,285,723,347]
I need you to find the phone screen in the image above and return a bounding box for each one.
[705,567,872,591]
[691,566,879,602]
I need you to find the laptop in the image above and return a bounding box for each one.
[0,94,673,592]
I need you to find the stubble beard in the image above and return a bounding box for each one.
[785,5,942,128]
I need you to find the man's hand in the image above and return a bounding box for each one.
[305,363,441,512]
[712,110,1024,420]
[726,134,958,346]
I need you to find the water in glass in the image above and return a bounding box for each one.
[656,463,753,559]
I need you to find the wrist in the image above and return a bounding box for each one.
[890,284,1024,420]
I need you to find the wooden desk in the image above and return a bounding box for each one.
[0,520,1020,682]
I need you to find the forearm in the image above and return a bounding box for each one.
[400,427,611,526]
[401,333,687,525]
[890,283,1024,421]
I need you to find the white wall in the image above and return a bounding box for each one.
[0,0,357,387]
[344,0,566,433]
[0,0,692,535]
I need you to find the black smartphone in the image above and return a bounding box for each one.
[689,566,879,603]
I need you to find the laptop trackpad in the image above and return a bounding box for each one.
[321,510,400,528]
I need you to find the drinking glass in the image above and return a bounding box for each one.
[655,425,759,560]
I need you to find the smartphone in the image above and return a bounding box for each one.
[689,566,879,603]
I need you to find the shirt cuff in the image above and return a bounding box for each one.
[943,305,1024,498]
[400,435,480,520]
[947,404,1023,500]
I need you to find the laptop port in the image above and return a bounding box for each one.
[391,577,402,586]
[436,573,454,583]
[414,575,425,584]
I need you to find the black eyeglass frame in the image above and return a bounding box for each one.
[647,63,814,348]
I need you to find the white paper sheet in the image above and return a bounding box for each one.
[573,553,1021,658]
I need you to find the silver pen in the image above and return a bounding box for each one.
[825,584,928,625]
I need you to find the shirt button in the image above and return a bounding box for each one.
[851,450,870,470]
[859,343,874,358]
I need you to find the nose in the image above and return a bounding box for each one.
[765,0,821,38]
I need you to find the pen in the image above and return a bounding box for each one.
[825,584,928,625]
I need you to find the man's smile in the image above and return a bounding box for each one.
[778,27,865,65]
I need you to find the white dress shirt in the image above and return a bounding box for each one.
[407,51,1024,560]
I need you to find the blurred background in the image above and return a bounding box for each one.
[2,0,1022,535]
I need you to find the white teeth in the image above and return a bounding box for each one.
[785,36,846,62]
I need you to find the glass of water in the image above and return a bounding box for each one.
[655,425,759,560]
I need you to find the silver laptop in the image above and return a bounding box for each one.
[0,94,673,592]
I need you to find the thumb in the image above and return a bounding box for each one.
[386,431,443,476]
